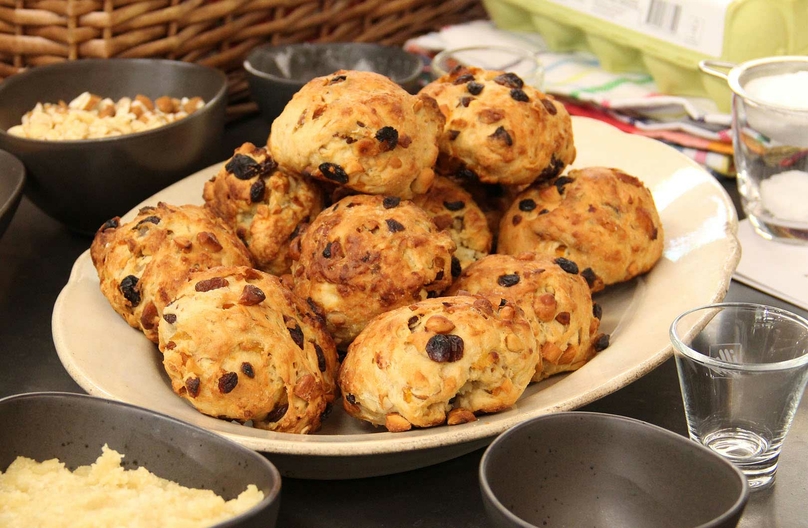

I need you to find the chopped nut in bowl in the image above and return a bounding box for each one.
[8,92,206,141]
[0,59,227,234]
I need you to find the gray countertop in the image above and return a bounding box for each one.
[1,118,805,527]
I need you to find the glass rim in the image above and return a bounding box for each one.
[728,55,808,115]
[669,302,808,372]
[431,45,543,78]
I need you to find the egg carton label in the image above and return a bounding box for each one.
[545,0,731,57]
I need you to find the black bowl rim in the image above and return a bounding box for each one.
[243,41,423,87]
[0,391,282,528]
[479,411,750,528]
[0,58,228,146]
[0,149,25,220]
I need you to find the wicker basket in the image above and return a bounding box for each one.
[0,0,486,117]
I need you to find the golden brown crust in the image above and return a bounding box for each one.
[290,193,457,348]
[447,253,605,379]
[437,168,523,250]
[158,266,339,434]
[411,176,491,274]
[420,66,576,186]
[202,142,323,276]
[338,294,538,430]
[90,203,252,343]
[497,167,664,289]
[268,70,444,198]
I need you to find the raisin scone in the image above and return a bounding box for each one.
[411,175,491,275]
[339,294,539,431]
[498,167,664,290]
[439,168,522,250]
[90,203,252,343]
[290,193,456,348]
[447,253,609,379]
[159,266,339,434]
[420,66,576,187]
[268,70,444,198]
[203,142,323,275]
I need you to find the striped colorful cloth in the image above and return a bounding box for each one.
[559,97,735,176]
[405,20,736,177]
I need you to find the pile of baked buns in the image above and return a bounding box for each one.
[90,66,664,434]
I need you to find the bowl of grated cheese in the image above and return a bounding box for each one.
[0,392,281,528]
[0,59,227,235]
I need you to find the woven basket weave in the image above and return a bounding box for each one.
[0,0,486,116]
[0,0,487,114]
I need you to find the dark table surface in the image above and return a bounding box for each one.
[1,116,806,528]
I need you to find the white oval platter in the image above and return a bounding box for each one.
[52,117,741,478]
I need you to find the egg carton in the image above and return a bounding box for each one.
[482,0,808,112]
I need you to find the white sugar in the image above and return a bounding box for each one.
[352,57,376,72]
[744,71,808,109]
[272,48,293,78]
[760,170,808,222]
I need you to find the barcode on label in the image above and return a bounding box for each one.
[646,0,682,32]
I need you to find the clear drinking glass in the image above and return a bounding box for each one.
[431,46,544,90]
[670,302,808,490]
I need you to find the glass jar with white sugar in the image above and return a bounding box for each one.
[724,57,808,244]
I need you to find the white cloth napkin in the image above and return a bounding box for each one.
[732,219,808,311]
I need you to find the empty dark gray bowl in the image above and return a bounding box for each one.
[0,149,25,240]
[244,42,423,124]
[480,412,749,528]
[0,59,227,235]
[0,392,281,527]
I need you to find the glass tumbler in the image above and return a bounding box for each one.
[670,302,808,490]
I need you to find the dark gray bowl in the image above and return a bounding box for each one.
[244,42,423,124]
[0,59,227,235]
[480,412,749,528]
[0,149,25,240]
[0,392,281,527]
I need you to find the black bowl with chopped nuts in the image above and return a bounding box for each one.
[244,42,423,124]
[0,59,227,234]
